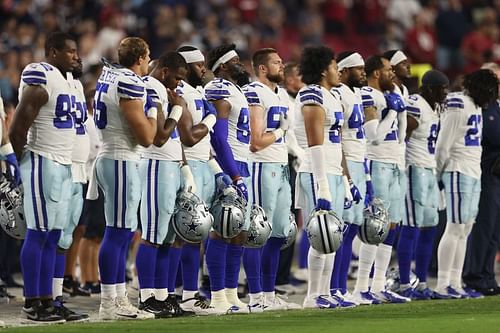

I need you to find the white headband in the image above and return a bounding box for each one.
[180,50,205,64]
[390,50,407,66]
[211,50,238,72]
[338,53,364,71]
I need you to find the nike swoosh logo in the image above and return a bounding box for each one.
[116,313,138,318]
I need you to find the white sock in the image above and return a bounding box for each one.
[249,292,263,304]
[140,288,155,302]
[321,253,335,295]
[450,223,472,288]
[101,283,117,300]
[307,247,325,298]
[116,282,127,298]
[210,289,229,306]
[155,288,168,301]
[354,242,377,293]
[436,223,463,291]
[264,291,275,302]
[371,244,393,293]
[53,278,63,298]
[226,288,246,306]
[182,290,197,301]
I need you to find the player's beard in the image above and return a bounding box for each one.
[267,72,284,85]
[235,70,251,87]
[380,78,394,92]
[348,75,366,88]
[187,70,203,87]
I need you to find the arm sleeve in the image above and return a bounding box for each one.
[435,109,462,174]
[210,117,240,179]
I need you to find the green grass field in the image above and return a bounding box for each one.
[5,297,500,333]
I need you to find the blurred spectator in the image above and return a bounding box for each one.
[461,7,498,73]
[405,11,437,65]
[435,0,469,73]
[323,0,351,34]
[298,0,324,45]
[387,0,422,38]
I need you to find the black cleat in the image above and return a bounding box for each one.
[139,297,173,319]
[164,295,195,317]
[23,302,65,323]
[53,297,89,322]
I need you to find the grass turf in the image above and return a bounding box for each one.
[5,297,500,333]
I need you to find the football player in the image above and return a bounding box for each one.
[353,55,409,304]
[175,46,221,315]
[330,51,367,306]
[10,32,79,323]
[90,37,157,320]
[135,52,198,318]
[293,46,348,309]
[51,57,90,321]
[203,44,251,313]
[396,70,449,300]
[435,69,499,298]
[243,48,300,311]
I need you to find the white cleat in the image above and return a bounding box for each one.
[210,300,245,315]
[180,295,221,316]
[225,288,249,311]
[264,295,301,311]
[341,291,360,306]
[247,294,265,313]
[99,297,136,320]
[116,295,155,319]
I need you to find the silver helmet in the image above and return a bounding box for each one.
[306,209,344,254]
[0,177,26,240]
[210,185,247,239]
[358,197,390,245]
[281,213,298,250]
[172,191,213,244]
[386,266,420,293]
[244,205,272,248]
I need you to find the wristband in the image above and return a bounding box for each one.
[201,114,217,131]
[168,105,183,122]
[0,142,14,155]
[272,128,285,140]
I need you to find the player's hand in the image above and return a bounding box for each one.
[385,92,406,113]
[181,165,197,193]
[6,153,21,186]
[233,177,248,202]
[278,112,290,132]
[202,99,217,117]
[316,198,332,211]
[215,172,232,191]
[167,88,183,107]
[350,181,362,204]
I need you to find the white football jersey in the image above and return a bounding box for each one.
[205,78,250,163]
[94,66,147,161]
[405,94,439,169]
[141,76,182,161]
[71,79,90,182]
[393,83,409,169]
[436,92,482,179]
[18,62,76,164]
[361,86,400,164]
[243,81,289,163]
[331,84,366,162]
[176,81,211,161]
[294,84,344,175]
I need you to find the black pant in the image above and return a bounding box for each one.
[463,169,500,289]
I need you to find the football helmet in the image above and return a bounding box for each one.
[281,213,298,250]
[172,191,213,243]
[244,205,272,248]
[306,209,344,254]
[210,185,247,239]
[358,198,390,245]
[0,176,26,239]
[386,267,420,293]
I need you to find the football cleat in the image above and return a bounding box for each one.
[164,294,195,317]
[372,290,410,303]
[412,287,434,300]
[53,296,89,322]
[303,295,336,309]
[139,297,173,318]
[116,295,154,319]
[23,302,65,323]
[462,287,484,299]
[264,294,301,311]
[330,290,357,308]
[447,286,469,299]
[247,296,265,313]
[225,288,248,311]
[340,290,361,306]
[180,294,221,315]
[397,287,415,300]
[351,291,382,305]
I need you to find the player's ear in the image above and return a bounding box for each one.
[161,67,169,81]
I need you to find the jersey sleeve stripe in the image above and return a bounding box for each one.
[406,106,421,115]
[446,102,464,109]
[446,97,464,103]
[117,87,144,98]
[299,89,322,98]
[22,70,46,78]
[299,95,323,104]
[205,89,230,99]
[244,91,258,97]
[117,81,145,93]
[22,77,47,85]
